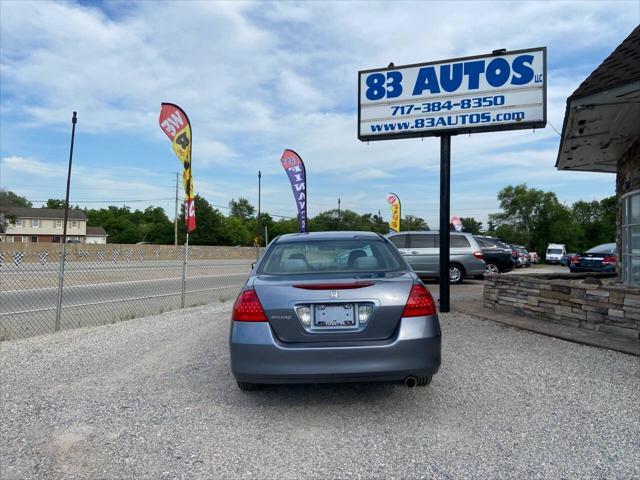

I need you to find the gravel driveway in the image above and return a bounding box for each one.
[1,302,639,479]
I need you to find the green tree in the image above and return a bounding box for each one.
[401,215,428,231]
[140,206,173,244]
[229,197,256,221]
[0,189,32,207]
[571,196,616,250]
[44,199,65,209]
[460,217,483,235]
[178,195,227,245]
[489,184,583,252]
[225,216,252,246]
[86,206,142,244]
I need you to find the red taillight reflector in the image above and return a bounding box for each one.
[293,282,374,290]
[473,251,484,260]
[570,255,580,264]
[602,255,617,265]
[232,290,267,322]
[402,284,437,317]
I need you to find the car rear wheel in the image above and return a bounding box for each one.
[485,263,500,275]
[237,381,261,391]
[449,264,464,284]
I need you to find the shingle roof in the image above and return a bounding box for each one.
[86,226,108,236]
[0,206,87,220]
[569,25,640,100]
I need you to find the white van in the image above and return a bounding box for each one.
[546,244,566,264]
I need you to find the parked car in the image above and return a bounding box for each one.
[474,236,515,275]
[529,252,540,264]
[513,245,531,268]
[386,231,485,284]
[546,243,566,264]
[560,253,578,267]
[569,243,617,273]
[229,231,441,390]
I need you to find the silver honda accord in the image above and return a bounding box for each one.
[229,231,441,390]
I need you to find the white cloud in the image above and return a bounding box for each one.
[0,0,636,221]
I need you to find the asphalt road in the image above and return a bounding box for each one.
[0,260,252,339]
[1,301,638,479]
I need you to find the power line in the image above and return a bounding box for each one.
[28,198,175,203]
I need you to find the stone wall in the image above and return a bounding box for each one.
[484,273,640,340]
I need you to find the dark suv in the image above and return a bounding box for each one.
[474,236,515,275]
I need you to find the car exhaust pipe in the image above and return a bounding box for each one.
[404,376,417,388]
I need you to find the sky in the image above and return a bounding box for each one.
[1,0,639,227]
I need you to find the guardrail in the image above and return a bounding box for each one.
[0,244,257,340]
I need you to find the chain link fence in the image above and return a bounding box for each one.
[0,244,256,340]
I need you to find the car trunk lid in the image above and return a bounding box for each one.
[254,273,415,343]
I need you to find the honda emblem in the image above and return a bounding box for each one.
[329,290,339,299]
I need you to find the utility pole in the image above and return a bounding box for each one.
[258,170,261,218]
[55,111,77,332]
[338,198,341,224]
[174,172,179,246]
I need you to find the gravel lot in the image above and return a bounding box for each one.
[1,302,639,479]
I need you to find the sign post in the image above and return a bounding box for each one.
[358,47,546,312]
[439,135,451,312]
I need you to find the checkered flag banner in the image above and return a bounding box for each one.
[112,249,119,263]
[38,251,48,266]
[97,250,104,263]
[13,251,25,267]
[0,252,4,269]
[78,250,89,258]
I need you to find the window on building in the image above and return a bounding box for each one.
[15,219,23,227]
[21,236,29,243]
[71,220,78,228]
[621,190,640,285]
[31,219,40,228]
[31,236,38,243]
[53,236,61,243]
[55,220,62,228]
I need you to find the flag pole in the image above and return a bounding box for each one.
[182,226,188,308]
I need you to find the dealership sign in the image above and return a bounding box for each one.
[358,47,546,141]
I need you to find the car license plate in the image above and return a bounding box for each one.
[314,304,355,327]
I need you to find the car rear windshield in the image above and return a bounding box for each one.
[547,248,562,254]
[585,244,616,255]
[476,237,509,249]
[259,239,404,275]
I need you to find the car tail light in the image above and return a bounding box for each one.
[232,289,267,322]
[571,255,580,264]
[602,255,617,265]
[402,284,437,317]
[473,251,484,260]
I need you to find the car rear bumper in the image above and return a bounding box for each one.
[569,265,615,273]
[230,315,441,384]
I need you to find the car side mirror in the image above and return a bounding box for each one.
[251,262,256,270]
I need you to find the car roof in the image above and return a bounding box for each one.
[276,231,382,243]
